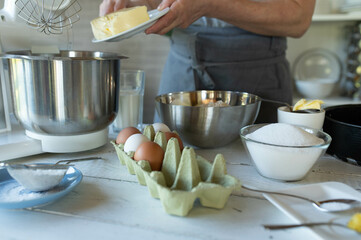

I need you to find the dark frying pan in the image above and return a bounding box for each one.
[323,104,361,165]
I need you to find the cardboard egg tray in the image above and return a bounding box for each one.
[111,125,241,216]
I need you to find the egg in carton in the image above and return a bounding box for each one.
[111,125,241,216]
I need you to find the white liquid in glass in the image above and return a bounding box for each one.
[113,89,143,131]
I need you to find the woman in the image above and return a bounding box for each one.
[100,0,316,122]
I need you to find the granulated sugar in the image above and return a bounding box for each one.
[0,181,49,202]
[319,202,352,212]
[247,123,324,146]
[244,123,327,181]
[7,168,67,192]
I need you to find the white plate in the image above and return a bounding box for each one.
[92,8,170,43]
[264,182,361,240]
[292,48,341,82]
[0,166,82,209]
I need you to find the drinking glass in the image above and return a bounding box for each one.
[112,70,145,133]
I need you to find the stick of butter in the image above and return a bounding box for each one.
[293,99,324,111]
[91,6,150,40]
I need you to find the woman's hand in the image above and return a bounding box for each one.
[99,0,126,16]
[146,0,208,35]
[99,0,162,16]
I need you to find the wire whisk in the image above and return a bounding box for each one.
[15,0,81,35]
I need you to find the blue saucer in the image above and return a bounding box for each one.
[0,166,82,209]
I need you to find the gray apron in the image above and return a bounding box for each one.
[157,25,292,123]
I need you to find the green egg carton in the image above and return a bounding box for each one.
[111,125,241,216]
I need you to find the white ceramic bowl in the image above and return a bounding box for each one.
[240,124,331,181]
[295,78,337,98]
[277,106,326,130]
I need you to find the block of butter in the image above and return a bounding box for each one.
[91,6,150,40]
[293,98,324,111]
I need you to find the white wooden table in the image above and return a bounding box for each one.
[1,131,361,240]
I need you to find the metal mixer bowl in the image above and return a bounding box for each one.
[155,90,261,148]
[1,50,125,135]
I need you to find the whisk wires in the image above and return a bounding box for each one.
[15,0,81,35]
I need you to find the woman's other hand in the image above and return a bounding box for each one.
[146,0,207,35]
[99,0,127,16]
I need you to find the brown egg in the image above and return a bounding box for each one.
[134,142,164,171]
[164,132,184,150]
[116,127,141,144]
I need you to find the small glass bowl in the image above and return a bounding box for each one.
[240,124,332,181]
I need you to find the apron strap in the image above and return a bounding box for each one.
[185,32,216,89]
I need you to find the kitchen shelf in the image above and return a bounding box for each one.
[313,13,361,22]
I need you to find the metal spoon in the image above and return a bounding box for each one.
[0,157,102,170]
[242,185,361,213]
[0,157,103,192]
[262,98,321,114]
[263,222,350,231]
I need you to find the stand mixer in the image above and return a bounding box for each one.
[0,0,121,161]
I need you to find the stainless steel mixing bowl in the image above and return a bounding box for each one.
[1,50,125,135]
[155,90,261,148]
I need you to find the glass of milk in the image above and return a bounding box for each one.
[112,70,145,133]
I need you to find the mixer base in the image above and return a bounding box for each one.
[26,128,108,153]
